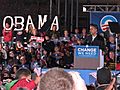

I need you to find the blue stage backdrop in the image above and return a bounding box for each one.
[90,12,120,33]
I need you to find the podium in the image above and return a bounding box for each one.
[74,46,104,69]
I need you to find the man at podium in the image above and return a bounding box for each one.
[85,24,105,51]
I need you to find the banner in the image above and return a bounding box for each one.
[90,12,120,33]
[75,46,99,58]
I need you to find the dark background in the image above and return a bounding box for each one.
[0,0,92,35]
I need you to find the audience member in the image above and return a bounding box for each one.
[39,68,87,90]
[39,68,74,90]
[96,67,116,90]
[47,25,60,40]
[9,68,40,90]
[2,23,13,47]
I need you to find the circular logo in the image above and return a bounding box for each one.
[100,15,118,32]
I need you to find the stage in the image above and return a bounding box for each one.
[42,69,97,85]
[42,69,118,85]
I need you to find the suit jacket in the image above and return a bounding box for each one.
[85,34,105,51]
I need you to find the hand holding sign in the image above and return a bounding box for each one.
[36,37,44,43]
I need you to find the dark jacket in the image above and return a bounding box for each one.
[85,34,105,51]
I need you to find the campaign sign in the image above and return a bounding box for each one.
[76,46,99,58]
[90,12,120,33]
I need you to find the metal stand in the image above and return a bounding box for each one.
[115,34,118,90]
[115,34,118,72]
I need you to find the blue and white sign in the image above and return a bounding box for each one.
[90,12,120,33]
[100,15,118,32]
[76,46,99,58]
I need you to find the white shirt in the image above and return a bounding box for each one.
[92,35,97,41]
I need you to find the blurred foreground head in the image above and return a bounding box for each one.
[97,67,111,84]
[39,68,74,90]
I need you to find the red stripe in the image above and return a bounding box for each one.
[102,27,109,30]
[102,24,109,27]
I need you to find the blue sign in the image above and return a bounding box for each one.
[76,46,99,58]
[90,12,120,33]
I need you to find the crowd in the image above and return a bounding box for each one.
[0,67,117,90]
[0,22,120,89]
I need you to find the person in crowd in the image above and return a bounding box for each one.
[25,24,37,41]
[50,46,64,67]
[2,68,13,87]
[0,43,7,65]
[16,30,24,44]
[47,25,60,40]
[80,27,88,39]
[18,55,30,69]
[69,35,77,46]
[96,67,116,90]
[70,28,80,39]
[39,68,74,90]
[39,49,48,68]
[85,24,105,51]
[30,56,38,71]
[106,35,115,52]
[39,67,87,90]
[8,50,16,63]
[80,27,88,44]
[6,58,16,74]
[8,68,40,90]
[73,28,81,39]
[16,41,24,54]
[105,51,115,69]
[42,35,55,53]
[61,30,70,42]
[2,23,13,47]
[63,49,74,68]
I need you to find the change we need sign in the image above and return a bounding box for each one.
[76,46,99,58]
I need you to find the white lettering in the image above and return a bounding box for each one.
[3,16,14,30]
[51,16,59,31]
[14,16,24,31]
[25,15,35,30]
[38,15,47,29]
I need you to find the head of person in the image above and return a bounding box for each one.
[15,68,31,80]
[43,49,48,55]
[52,25,57,31]
[31,56,37,62]
[54,46,60,52]
[109,35,115,43]
[5,23,10,28]
[109,51,115,60]
[82,28,87,34]
[45,35,50,41]
[97,67,111,85]
[20,56,27,65]
[75,28,79,34]
[39,68,74,90]
[90,24,98,36]
[64,30,69,37]
[9,51,15,58]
